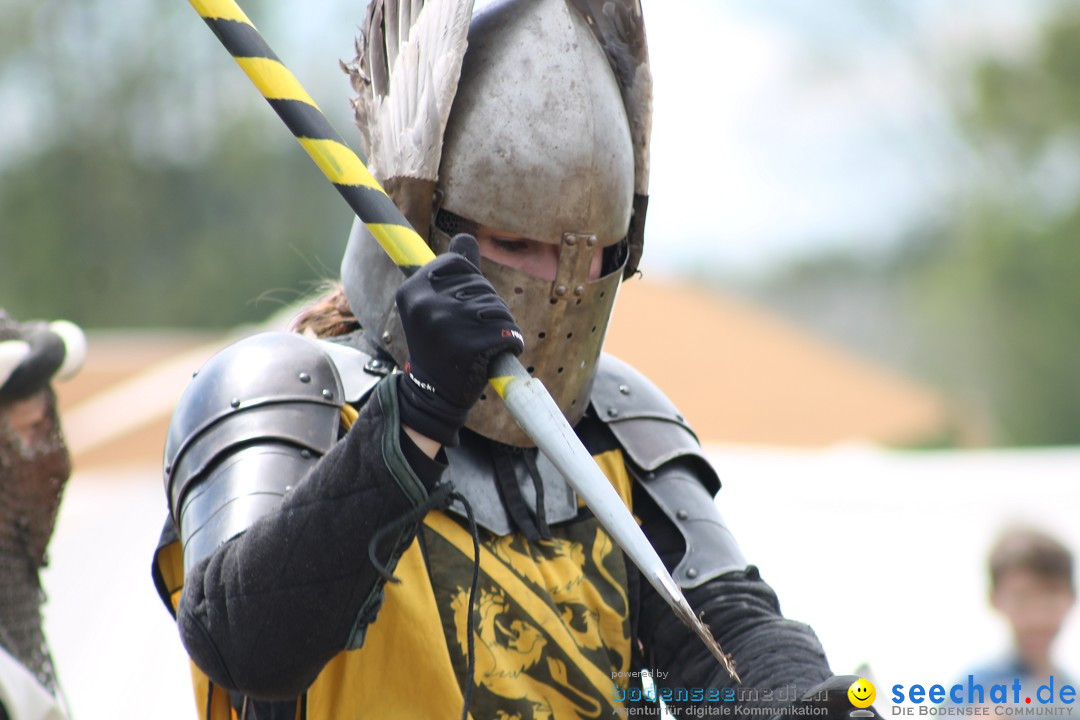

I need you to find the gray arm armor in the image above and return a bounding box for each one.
[163,331,382,573]
[592,353,748,588]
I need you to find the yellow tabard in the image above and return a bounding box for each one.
[306,448,635,720]
[164,449,636,720]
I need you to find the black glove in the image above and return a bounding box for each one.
[395,234,525,446]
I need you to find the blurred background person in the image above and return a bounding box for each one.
[951,526,1076,708]
[0,313,85,720]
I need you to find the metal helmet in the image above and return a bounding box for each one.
[342,0,652,446]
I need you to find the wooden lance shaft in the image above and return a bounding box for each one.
[186,0,739,682]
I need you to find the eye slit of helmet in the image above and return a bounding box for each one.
[435,208,627,282]
[490,236,529,253]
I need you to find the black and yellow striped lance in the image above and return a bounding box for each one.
[189,0,435,275]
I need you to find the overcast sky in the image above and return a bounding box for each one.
[267,0,1053,276]
[1,0,1048,276]
[640,0,1047,275]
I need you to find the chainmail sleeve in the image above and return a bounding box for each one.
[633,484,833,712]
[0,387,68,696]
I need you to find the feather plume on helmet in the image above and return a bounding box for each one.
[343,0,475,239]
[567,0,653,277]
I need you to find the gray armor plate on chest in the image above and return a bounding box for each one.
[444,431,579,536]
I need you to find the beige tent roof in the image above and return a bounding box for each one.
[54,280,955,471]
[604,278,952,447]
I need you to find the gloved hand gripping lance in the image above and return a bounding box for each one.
[185,0,740,683]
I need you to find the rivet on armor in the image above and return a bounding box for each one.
[285,485,293,492]
[192,370,199,378]
[230,398,241,409]
[676,510,689,521]
[646,472,656,481]
[554,285,568,297]
[565,236,577,246]
[381,331,393,345]
[687,568,699,579]
[370,359,382,368]
[300,449,312,459]
[618,384,630,395]
[586,236,598,247]
[573,285,584,296]
[322,389,334,400]
[299,372,311,383]
[165,464,171,475]
[676,414,685,422]
[607,408,619,418]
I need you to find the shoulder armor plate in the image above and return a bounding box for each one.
[163,332,382,571]
[590,353,719,493]
[315,337,386,404]
[631,460,747,589]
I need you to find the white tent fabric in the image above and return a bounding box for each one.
[40,447,1080,718]
[0,646,67,720]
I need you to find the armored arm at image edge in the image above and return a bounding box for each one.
[591,354,833,702]
[161,332,442,700]
[634,465,834,705]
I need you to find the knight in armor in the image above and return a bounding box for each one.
[153,1,882,717]
[0,312,85,720]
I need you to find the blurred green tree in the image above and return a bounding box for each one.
[0,0,356,328]
[916,2,1080,444]
[743,2,1080,446]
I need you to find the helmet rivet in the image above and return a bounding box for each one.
[322,389,334,400]
[381,331,393,345]
[555,285,568,297]
[618,384,630,395]
[298,372,311,383]
[230,398,241,409]
[687,568,699,579]
[586,236,598,247]
[607,408,619,418]
[676,510,689,521]
[573,285,585,296]
[565,236,577,246]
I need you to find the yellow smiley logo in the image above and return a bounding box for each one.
[848,678,876,708]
